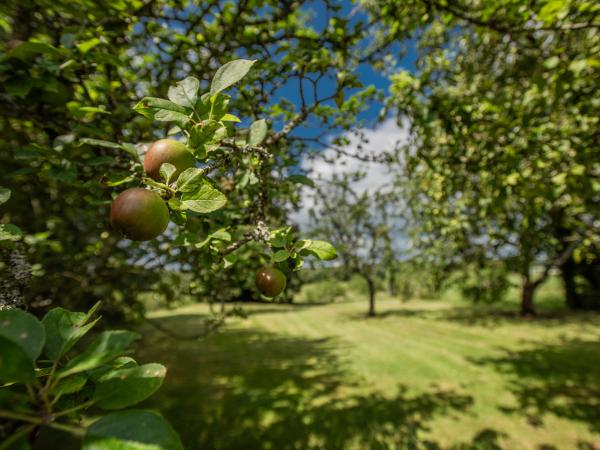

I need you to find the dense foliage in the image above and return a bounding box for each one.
[0,0,381,317]
[383,0,600,314]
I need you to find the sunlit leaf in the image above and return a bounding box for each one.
[210,59,256,96]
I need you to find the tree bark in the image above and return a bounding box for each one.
[562,257,583,310]
[520,276,537,316]
[366,276,376,317]
[387,267,397,297]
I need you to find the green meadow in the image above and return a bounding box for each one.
[135,281,600,450]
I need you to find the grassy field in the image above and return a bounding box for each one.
[136,283,600,450]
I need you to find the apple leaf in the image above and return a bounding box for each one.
[210,59,256,96]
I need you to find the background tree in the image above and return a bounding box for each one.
[309,173,401,316]
[380,0,600,315]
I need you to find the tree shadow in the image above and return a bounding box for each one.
[471,338,600,434]
[136,318,475,450]
[343,309,433,321]
[236,303,333,317]
[430,307,600,328]
[341,302,600,328]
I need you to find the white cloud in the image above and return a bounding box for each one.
[290,117,409,228]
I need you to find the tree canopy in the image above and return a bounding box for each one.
[385,0,600,314]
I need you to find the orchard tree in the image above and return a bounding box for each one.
[380,0,600,315]
[309,173,401,316]
[0,58,339,449]
[0,0,393,317]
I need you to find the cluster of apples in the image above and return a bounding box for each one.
[110,139,194,241]
[109,139,287,298]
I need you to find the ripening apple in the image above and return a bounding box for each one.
[110,188,169,241]
[143,139,196,181]
[255,266,287,297]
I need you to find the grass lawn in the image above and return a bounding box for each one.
[136,283,600,450]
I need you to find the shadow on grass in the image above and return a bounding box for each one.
[349,303,600,328]
[137,315,476,450]
[434,306,600,328]
[472,338,600,434]
[343,308,434,321]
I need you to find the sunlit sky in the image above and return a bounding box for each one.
[277,0,417,133]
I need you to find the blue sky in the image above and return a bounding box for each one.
[271,0,417,137]
[152,0,418,135]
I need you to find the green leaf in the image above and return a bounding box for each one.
[86,156,114,167]
[80,138,121,149]
[248,119,268,146]
[102,172,136,187]
[170,208,187,226]
[168,77,199,108]
[160,163,177,184]
[77,38,102,54]
[78,106,110,115]
[223,253,237,268]
[88,356,139,383]
[294,239,312,251]
[0,224,23,242]
[0,336,35,383]
[5,78,33,98]
[176,168,205,192]
[167,198,182,211]
[54,373,88,396]
[544,56,560,69]
[193,236,212,249]
[287,174,315,188]
[154,109,191,124]
[269,227,291,248]
[210,228,231,241]
[133,97,190,125]
[189,119,229,149]
[271,250,290,263]
[539,0,566,22]
[307,240,337,261]
[181,182,227,213]
[0,188,11,205]
[42,303,101,362]
[208,94,231,120]
[4,42,61,61]
[57,330,139,378]
[93,363,166,410]
[221,113,240,122]
[119,143,142,163]
[83,410,184,450]
[0,309,45,361]
[210,59,256,96]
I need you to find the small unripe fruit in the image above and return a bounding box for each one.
[110,188,169,241]
[143,139,196,181]
[255,266,287,298]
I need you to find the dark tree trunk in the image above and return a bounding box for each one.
[387,268,397,297]
[562,258,583,310]
[366,277,376,317]
[520,276,537,317]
